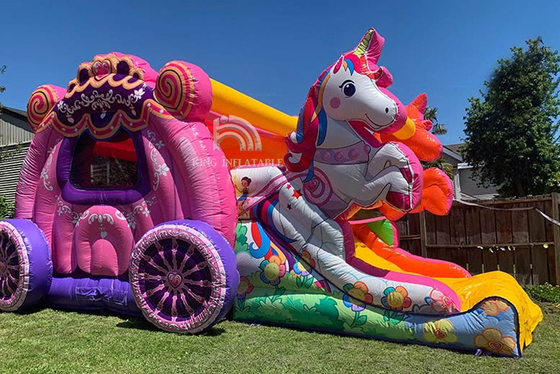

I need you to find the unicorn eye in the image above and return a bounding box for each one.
[339,80,356,97]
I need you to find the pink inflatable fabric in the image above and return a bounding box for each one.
[14,53,238,322]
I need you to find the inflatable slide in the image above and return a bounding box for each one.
[215,29,542,357]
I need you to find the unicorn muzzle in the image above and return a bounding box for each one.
[391,117,416,140]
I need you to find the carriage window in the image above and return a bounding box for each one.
[70,129,138,189]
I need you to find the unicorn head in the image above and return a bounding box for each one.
[285,28,409,174]
[321,30,407,132]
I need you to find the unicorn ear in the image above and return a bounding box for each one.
[375,66,393,88]
[354,28,385,66]
[333,55,345,74]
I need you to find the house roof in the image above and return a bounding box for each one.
[0,106,32,133]
[445,143,464,155]
[0,106,27,120]
[442,143,463,162]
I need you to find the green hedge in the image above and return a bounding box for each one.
[0,195,14,219]
[524,283,560,303]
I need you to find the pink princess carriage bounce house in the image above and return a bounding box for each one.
[0,29,543,356]
[0,53,239,333]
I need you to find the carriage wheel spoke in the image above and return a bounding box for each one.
[144,283,165,298]
[156,291,170,311]
[157,248,173,272]
[177,244,193,273]
[1,277,14,296]
[6,251,17,262]
[0,244,8,258]
[183,279,210,287]
[181,284,206,304]
[171,239,179,270]
[140,253,169,274]
[171,294,178,319]
[6,273,17,287]
[0,234,7,251]
[178,292,194,314]
[139,273,164,282]
[182,262,207,278]
[0,278,7,296]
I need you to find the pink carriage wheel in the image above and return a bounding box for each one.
[0,220,52,312]
[129,220,239,333]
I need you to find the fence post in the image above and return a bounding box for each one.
[419,211,428,258]
[551,193,560,285]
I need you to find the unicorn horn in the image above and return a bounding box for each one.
[353,28,385,65]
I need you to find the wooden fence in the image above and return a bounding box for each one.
[395,194,560,285]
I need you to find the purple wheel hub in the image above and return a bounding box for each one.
[130,220,239,333]
[0,220,52,311]
[0,231,22,307]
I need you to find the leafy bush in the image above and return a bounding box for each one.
[524,283,560,303]
[0,196,14,219]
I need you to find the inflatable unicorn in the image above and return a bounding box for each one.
[231,29,542,357]
[231,29,462,313]
[284,29,422,217]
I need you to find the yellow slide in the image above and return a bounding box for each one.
[352,230,543,349]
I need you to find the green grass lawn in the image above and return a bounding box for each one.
[0,302,558,374]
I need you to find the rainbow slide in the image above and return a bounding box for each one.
[353,223,542,354]
[206,81,542,357]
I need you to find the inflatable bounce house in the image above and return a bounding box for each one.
[0,28,542,356]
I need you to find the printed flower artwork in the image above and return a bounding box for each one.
[342,281,374,312]
[422,319,458,344]
[429,289,456,313]
[314,279,331,292]
[481,299,510,316]
[381,286,412,311]
[234,224,249,254]
[259,255,287,286]
[133,87,146,100]
[292,250,316,277]
[474,328,516,356]
[383,309,405,325]
[237,276,254,299]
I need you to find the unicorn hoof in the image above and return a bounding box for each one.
[385,191,412,211]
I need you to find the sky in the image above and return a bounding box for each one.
[1,0,560,145]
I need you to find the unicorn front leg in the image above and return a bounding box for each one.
[357,166,416,210]
[363,142,423,211]
[317,162,414,210]
[365,142,416,181]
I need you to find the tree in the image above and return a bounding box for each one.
[421,106,454,178]
[0,196,14,219]
[0,64,6,152]
[463,38,560,197]
[424,106,447,136]
[0,65,13,218]
[0,65,5,111]
[0,65,5,149]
